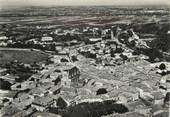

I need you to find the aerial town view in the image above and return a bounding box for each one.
[0,0,170,117]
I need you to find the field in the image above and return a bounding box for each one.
[0,48,49,66]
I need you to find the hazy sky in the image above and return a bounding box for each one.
[0,0,169,8]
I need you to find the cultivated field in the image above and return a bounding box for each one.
[0,48,49,66]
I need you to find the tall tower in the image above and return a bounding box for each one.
[116,26,122,39]
[111,26,116,40]
[111,30,115,40]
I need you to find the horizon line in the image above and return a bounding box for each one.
[1,4,169,9]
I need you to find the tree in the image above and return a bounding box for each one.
[96,88,107,95]
[159,63,166,70]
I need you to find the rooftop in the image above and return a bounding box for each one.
[151,91,165,100]
[32,96,54,106]
[29,87,46,95]
[56,64,78,71]
[0,90,18,99]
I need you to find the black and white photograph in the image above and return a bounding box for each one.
[0,0,170,117]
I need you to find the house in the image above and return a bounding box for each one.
[159,82,170,91]
[50,73,62,85]
[167,30,170,35]
[133,83,152,93]
[0,41,7,46]
[135,106,152,116]
[0,91,17,102]
[51,50,70,63]
[26,38,39,45]
[54,28,63,34]
[48,84,62,95]
[40,71,61,85]
[57,49,69,56]
[151,91,165,105]
[153,111,169,117]
[151,105,165,117]
[12,107,36,117]
[0,75,19,90]
[32,96,56,112]
[11,81,36,91]
[41,36,53,42]
[54,97,68,109]
[1,105,21,116]
[122,52,139,62]
[57,92,76,107]
[160,74,170,84]
[164,92,170,108]
[88,38,102,44]
[28,74,41,82]
[29,87,47,97]
[102,29,111,39]
[13,94,34,110]
[0,35,8,40]
[118,92,138,103]
[120,86,139,101]
[69,40,80,46]
[0,74,19,84]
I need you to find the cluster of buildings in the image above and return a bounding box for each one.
[0,56,82,116]
[76,60,170,117]
[0,21,170,117]
[78,27,149,66]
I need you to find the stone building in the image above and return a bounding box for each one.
[32,96,56,112]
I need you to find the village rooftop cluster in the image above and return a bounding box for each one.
[0,6,170,117]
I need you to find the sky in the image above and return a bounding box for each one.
[0,0,169,8]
